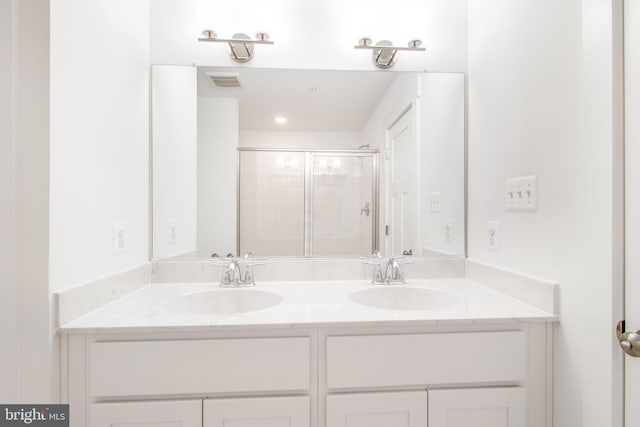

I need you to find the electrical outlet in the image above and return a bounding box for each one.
[112,221,126,256]
[488,221,499,251]
[443,219,454,244]
[168,219,177,244]
[429,191,441,213]
[506,175,538,211]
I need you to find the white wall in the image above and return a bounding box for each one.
[0,0,20,402]
[151,0,467,72]
[239,131,362,150]
[467,1,619,426]
[420,74,465,257]
[198,97,239,257]
[152,66,198,259]
[50,0,150,290]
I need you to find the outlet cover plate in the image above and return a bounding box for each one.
[488,220,499,251]
[168,219,177,244]
[112,221,126,256]
[443,219,454,244]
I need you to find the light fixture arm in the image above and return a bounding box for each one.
[198,30,274,63]
[354,38,425,69]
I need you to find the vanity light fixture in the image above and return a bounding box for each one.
[198,30,274,63]
[354,37,426,69]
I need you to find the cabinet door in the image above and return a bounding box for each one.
[203,396,309,427]
[326,391,427,427]
[90,399,202,427]
[428,388,526,427]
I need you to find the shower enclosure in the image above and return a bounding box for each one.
[238,149,378,257]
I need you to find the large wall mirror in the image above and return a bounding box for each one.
[151,65,465,260]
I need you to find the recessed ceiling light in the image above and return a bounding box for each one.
[274,116,287,124]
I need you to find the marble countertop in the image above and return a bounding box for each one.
[58,279,556,334]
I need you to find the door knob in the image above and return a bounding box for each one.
[616,320,640,357]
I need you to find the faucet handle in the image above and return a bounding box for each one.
[363,260,386,284]
[238,260,266,286]
[220,259,241,286]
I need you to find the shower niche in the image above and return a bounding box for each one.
[239,149,377,257]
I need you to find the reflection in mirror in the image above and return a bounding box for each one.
[151,65,465,260]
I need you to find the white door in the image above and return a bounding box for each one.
[428,388,526,427]
[326,391,427,427]
[203,396,309,427]
[387,107,417,256]
[90,400,202,427]
[624,0,640,424]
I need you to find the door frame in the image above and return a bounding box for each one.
[614,0,625,426]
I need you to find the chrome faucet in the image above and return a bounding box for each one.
[364,252,410,285]
[221,259,242,286]
[384,257,405,284]
[219,254,264,287]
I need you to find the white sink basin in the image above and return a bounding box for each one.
[349,286,461,311]
[166,289,282,315]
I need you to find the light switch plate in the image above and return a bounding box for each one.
[506,175,538,211]
[112,221,126,256]
[429,192,441,213]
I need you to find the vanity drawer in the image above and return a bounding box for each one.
[326,331,525,389]
[90,337,310,397]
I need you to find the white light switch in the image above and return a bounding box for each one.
[506,175,538,211]
[488,221,499,251]
[429,192,441,213]
[168,219,177,244]
[112,221,126,256]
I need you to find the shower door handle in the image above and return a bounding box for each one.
[360,202,371,217]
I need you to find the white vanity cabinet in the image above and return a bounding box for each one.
[90,399,202,427]
[428,388,526,427]
[62,323,551,427]
[203,396,310,427]
[322,330,533,427]
[326,391,428,427]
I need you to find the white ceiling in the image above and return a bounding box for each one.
[197,66,399,131]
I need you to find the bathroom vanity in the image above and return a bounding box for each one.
[58,271,555,427]
[56,62,555,427]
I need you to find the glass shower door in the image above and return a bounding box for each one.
[239,150,305,256]
[310,153,376,256]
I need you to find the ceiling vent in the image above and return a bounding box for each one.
[204,72,243,88]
